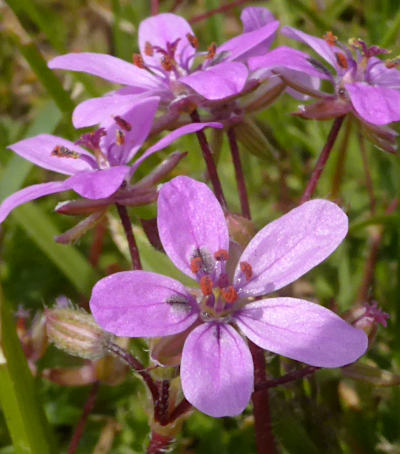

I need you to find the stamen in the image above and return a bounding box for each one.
[323,31,337,46]
[190,257,203,274]
[207,42,217,60]
[161,55,175,71]
[221,286,238,304]
[200,275,213,296]
[114,116,132,131]
[186,33,199,49]
[335,52,348,69]
[145,41,154,57]
[116,130,125,146]
[133,54,145,68]
[51,145,80,159]
[240,261,253,281]
[214,249,229,261]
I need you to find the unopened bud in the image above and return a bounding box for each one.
[226,212,256,247]
[45,307,111,360]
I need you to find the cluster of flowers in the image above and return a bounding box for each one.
[2,7,399,418]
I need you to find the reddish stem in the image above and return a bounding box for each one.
[227,127,251,219]
[167,398,192,424]
[155,380,170,425]
[249,341,276,454]
[300,116,345,203]
[115,203,142,270]
[147,432,174,454]
[67,381,100,454]
[106,341,159,405]
[189,0,261,24]
[255,366,318,391]
[151,0,159,15]
[89,218,107,267]
[190,110,227,209]
[357,199,398,303]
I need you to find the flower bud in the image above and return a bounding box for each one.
[45,307,111,360]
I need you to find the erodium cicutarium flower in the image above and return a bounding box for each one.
[0,97,221,223]
[252,28,400,152]
[47,8,302,129]
[90,176,368,417]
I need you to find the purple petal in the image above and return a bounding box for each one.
[217,21,279,62]
[281,26,337,69]
[8,134,93,175]
[101,96,160,164]
[130,122,223,175]
[241,7,276,32]
[138,14,195,70]
[235,298,368,367]
[346,83,400,125]
[181,323,253,417]
[249,46,331,80]
[235,200,348,297]
[89,271,198,337]
[0,181,71,223]
[367,58,400,89]
[67,166,130,199]
[72,93,150,129]
[49,52,161,89]
[180,62,248,100]
[157,176,228,279]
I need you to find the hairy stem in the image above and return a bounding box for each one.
[67,381,100,454]
[190,110,227,209]
[147,432,174,454]
[227,127,251,219]
[249,341,276,454]
[106,341,159,404]
[255,366,318,391]
[300,116,345,203]
[115,203,142,270]
[167,398,192,424]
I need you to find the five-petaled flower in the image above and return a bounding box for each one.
[90,176,367,417]
[0,97,221,224]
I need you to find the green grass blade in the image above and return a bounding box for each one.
[13,37,75,118]
[0,290,55,454]
[12,204,97,294]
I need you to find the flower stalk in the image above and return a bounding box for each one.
[105,341,159,404]
[249,341,276,454]
[300,116,345,203]
[227,127,251,219]
[115,203,142,270]
[190,110,227,209]
[67,382,100,454]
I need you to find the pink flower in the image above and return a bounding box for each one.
[90,176,367,417]
[0,97,221,223]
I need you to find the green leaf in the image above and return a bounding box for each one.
[0,290,55,454]
[11,204,97,294]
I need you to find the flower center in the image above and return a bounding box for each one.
[190,248,253,319]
